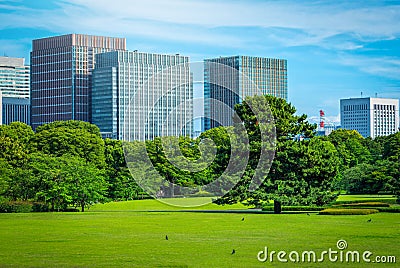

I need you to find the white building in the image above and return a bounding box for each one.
[0,56,30,98]
[317,123,339,136]
[92,50,193,141]
[340,97,399,138]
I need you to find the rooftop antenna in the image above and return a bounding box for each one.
[375,93,378,98]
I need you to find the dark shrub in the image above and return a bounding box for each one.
[262,205,325,212]
[0,201,32,213]
[32,202,49,212]
[62,207,79,212]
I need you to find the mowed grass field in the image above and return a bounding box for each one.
[0,197,399,267]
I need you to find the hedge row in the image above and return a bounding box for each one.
[333,202,390,208]
[0,201,80,213]
[333,199,397,205]
[0,201,49,213]
[262,206,326,212]
[319,208,379,215]
[377,207,400,213]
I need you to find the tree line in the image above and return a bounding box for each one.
[0,95,399,212]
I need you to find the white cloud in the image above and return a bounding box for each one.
[339,54,400,80]
[0,2,247,48]
[1,0,400,49]
[71,0,400,40]
[308,114,340,125]
[60,0,400,35]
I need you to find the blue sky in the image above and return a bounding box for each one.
[0,0,399,125]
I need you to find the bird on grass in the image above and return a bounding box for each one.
[307,213,310,216]
[367,219,372,222]
[165,235,169,240]
[231,249,236,255]
[241,217,245,221]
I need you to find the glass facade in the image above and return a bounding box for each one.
[30,34,126,129]
[204,56,288,130]
[92,51,193,141]
[0,56,30,98]
[0,92,30,125]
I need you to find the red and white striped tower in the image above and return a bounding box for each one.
[319,110,325,132]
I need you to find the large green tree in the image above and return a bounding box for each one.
[198,126,236,196]
[214,95,340,213]
[24,153,107,211]
[30,120,105,168]
[104,139,144,200]
[29,153,71,211]
[342,160,396,194]
[254,138,340,209]
[0,122,34,147]
[0,160,12,199]
[327,129,371,169]
[0,136,28,167]
[382,132,400,201]
[146,136,201,196]
[124,140,169,198]
[65,157,108,212]
[331,131,399,197]
[383,132,400,162]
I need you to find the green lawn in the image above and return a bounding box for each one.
[90,197,250,211]
[0,198,399,267]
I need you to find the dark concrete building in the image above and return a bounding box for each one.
[30,34,126,129]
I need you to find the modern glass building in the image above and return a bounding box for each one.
[0,56,30,98]
[30,34,126,129]
[0,91,30,125]
[204,56,287,130]
[340,97,399,138]
[92,51,193,141]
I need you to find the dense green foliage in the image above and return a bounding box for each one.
[104,139,145,200]
[213,95,340,212]
[330,131,400,198]
[0,201,49,213]
[0,122,109,211]
[30,120,106,168]
[0,96,398,212]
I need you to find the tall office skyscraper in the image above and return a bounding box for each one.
[0,91,30,125]
[204,56,287,130]
[0,56,30,98]
[30,34,126,129]
[0,56,30,125]
[340,97,399,138]
[92,50,193,141]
